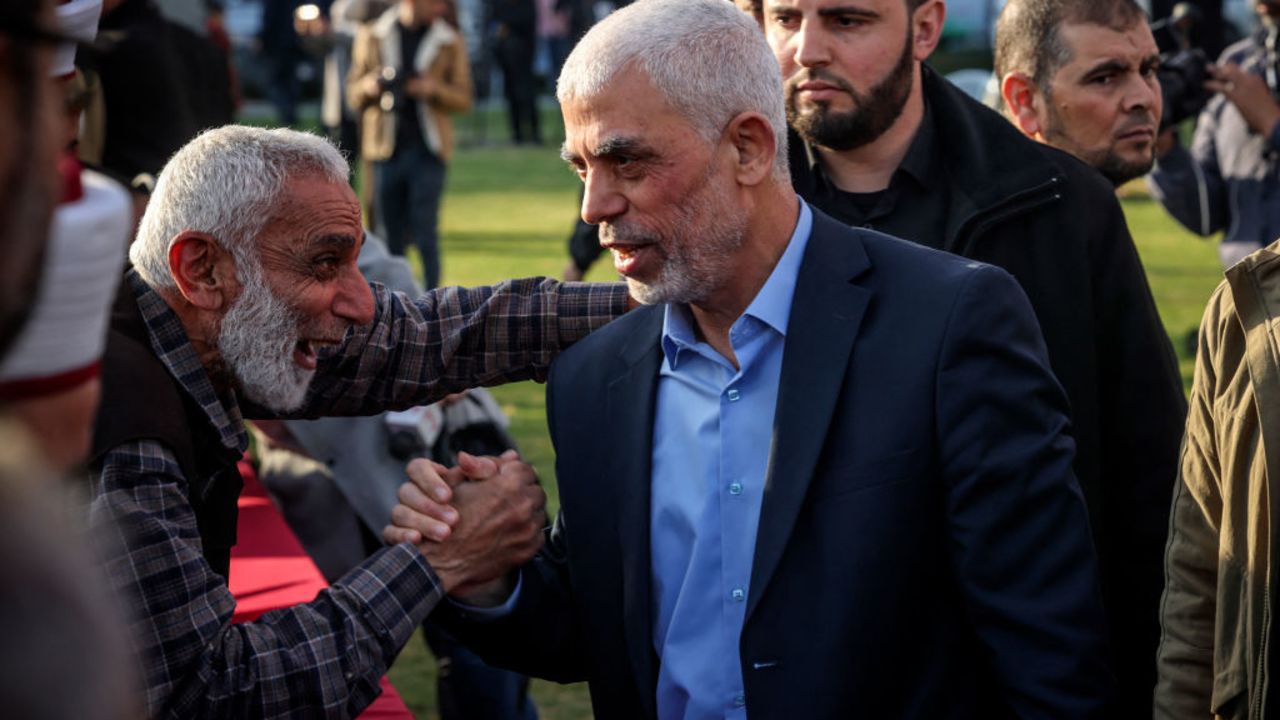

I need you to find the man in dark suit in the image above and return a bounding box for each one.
[390,0,1112,715]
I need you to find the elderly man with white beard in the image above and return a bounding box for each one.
[87,124,629,718]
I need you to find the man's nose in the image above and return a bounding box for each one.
[580,171,627,226]
[1126,74,1160,114]
[794,20,831,68]
[334,266,375,326]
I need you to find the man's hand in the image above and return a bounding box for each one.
[1207,63,1280,137]
[384,458,463,544]
[360,72,384,102]
[405,75,439,100]
[384,451,547,596]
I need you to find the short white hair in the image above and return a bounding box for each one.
[130,125,350,289]
[557,0,788,177]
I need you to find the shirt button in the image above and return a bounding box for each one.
[728,482,743,496]
[731,587,745,602]
[733,693,746,707]
[726,389,741,402]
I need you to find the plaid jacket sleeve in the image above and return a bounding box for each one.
[92,440,442,719]
[300,279,629,417]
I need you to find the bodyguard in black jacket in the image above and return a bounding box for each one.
[788,58,1185,718]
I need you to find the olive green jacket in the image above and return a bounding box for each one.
[1156,243,1280,720]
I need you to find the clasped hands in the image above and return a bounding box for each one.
[383,450,546,605]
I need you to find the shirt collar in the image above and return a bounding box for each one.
[661,199,813,364]
[129,270,248,453]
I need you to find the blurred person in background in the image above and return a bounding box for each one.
[297,0,363,159]
[492,0,539,144]
[536,0,568,90]
[261,0,302,125]
[2,0,133,476]
[78,0,233,221]
[349,0,472,288]
[560,207,600,281]
[1148,0,1280,269]
[0,0,62,358]
[995,0,1164,187]
[0,3,136,717]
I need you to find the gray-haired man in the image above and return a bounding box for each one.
[396,0,1113,716]
[89,124,627,717]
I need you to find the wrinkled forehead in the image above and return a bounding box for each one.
[560,67,701,157]
[259,175,363,248]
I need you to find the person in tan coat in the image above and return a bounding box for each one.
[1157,239,1280,720]
[348,0,471,287]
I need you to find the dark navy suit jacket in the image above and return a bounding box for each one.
[440,209,1112,718]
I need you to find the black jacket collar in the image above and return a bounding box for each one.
[791,65,1070,249]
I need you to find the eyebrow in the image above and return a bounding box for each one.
[561,135,651,164]
[1081,58,1130,77]
[815,5,879,19]
[1081,51,1160,78]
[307,233,358,252]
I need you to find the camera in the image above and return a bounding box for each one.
[1151,4,1215,130]
[1157,47,1213,130]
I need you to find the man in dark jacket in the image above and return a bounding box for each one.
[764,0,1186,714]
[400,2,1113,715]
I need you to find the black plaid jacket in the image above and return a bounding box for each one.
[91,270,627,718]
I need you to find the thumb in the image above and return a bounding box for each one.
[456,451,500,480]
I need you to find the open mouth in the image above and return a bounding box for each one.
[606,243,654,277]
[292,338,340,370]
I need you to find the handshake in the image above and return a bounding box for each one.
[383,451,547,606]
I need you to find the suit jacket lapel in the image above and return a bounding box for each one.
[604,307,664,716]
[747,213,872,622]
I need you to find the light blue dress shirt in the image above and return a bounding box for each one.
[650,201,812,719]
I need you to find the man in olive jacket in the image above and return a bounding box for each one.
[1157,240,1280,720]
[765,0,1186,713]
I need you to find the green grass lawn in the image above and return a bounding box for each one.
[381,143,1225,719]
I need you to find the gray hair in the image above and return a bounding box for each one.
[129,125,350,289]
[557,0,789,177]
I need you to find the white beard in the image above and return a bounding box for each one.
[217,266,312,412]
[616,164,747,306]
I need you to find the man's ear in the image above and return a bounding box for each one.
[726,111,778,187]
[168,231,238,311]
[911,0,946,62]
[1001,72,1045,138]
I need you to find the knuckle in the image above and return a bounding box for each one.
[397,482,415,503]
[390,505,410,526]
